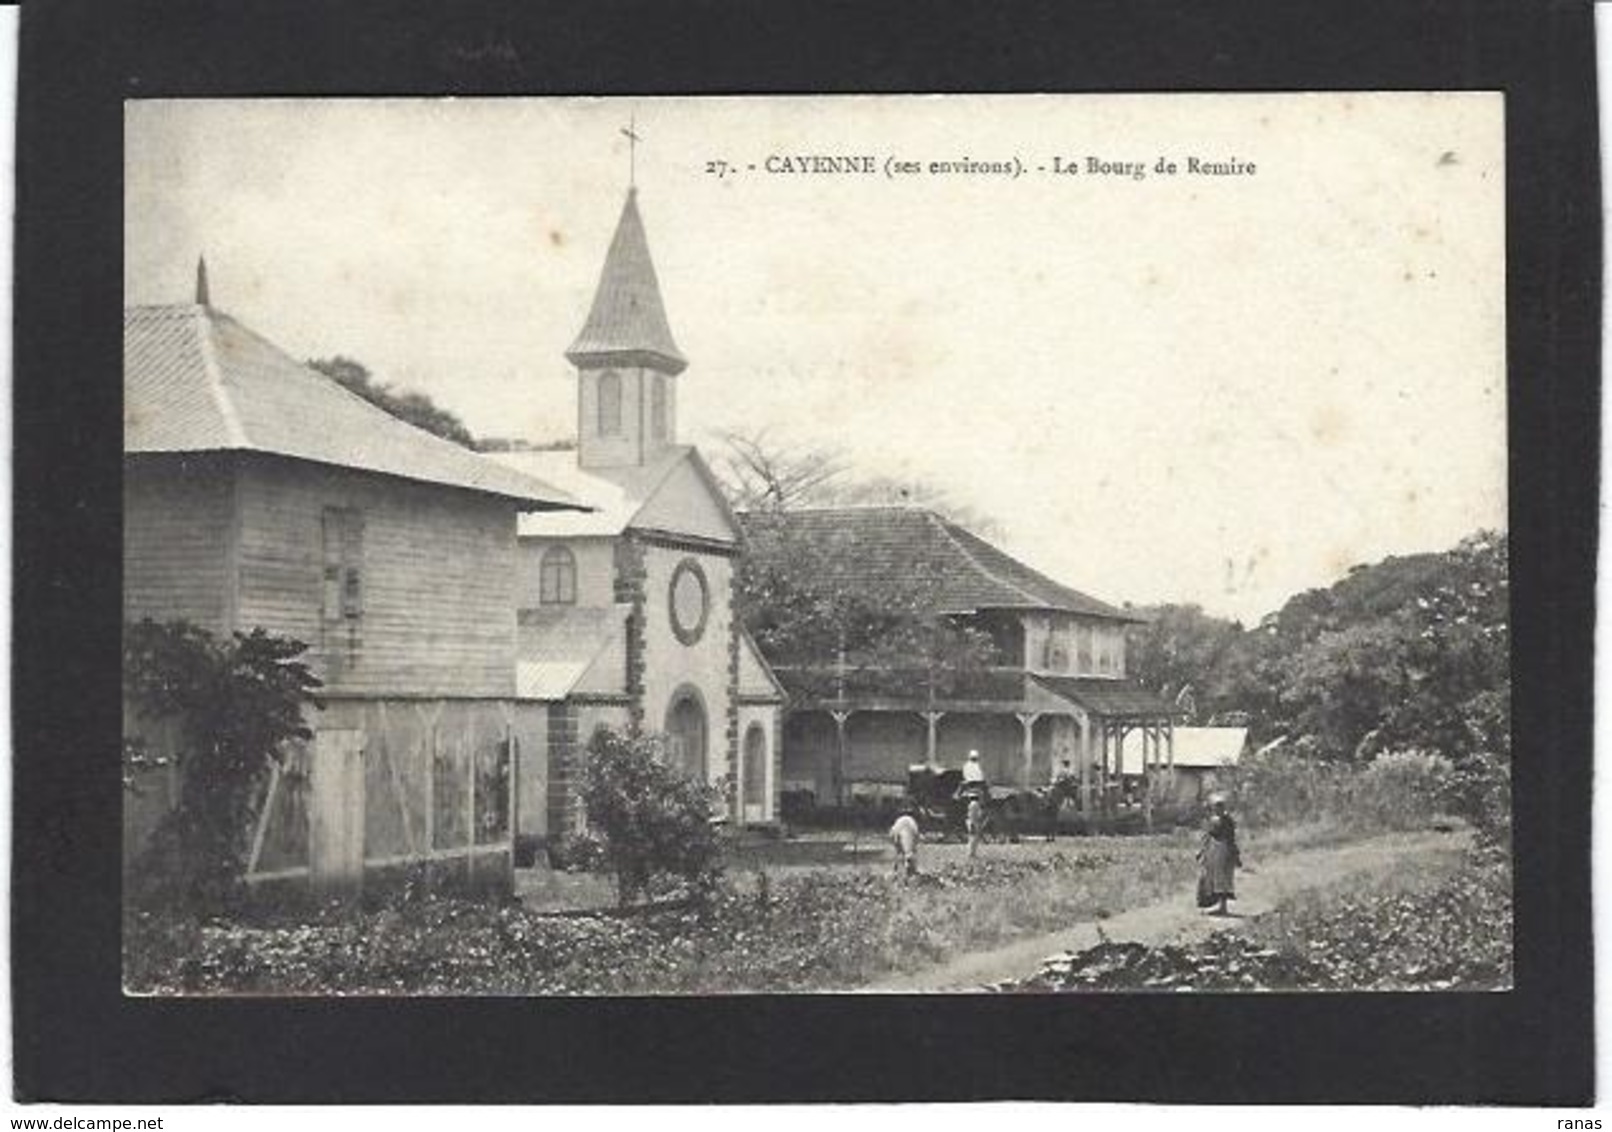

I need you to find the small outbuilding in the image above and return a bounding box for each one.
[1119,725,1249,807]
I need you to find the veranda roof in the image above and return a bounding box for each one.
[1032,674,1182,720]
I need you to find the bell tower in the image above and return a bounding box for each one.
[566,188,687,470]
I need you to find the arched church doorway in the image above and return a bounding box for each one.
[742,723,768,821]
[664,688,708,783]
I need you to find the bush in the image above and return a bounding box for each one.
[123,620,322,913]
[1353,750,1456,831]
[578,727,724,906]
[1443,750,1511,849]
[1224,747,1351,830]
[121,844,1199,995]
[1224,746,1456,835]
[1007,847,1511,992]
[548,830,609,873]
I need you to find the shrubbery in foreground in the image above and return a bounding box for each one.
[1008,848,1510,993]
[123,848,1194,995]
[124,619,322,914]
[577,727,724,906]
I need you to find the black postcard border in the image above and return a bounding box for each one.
[12,0,1598,1106]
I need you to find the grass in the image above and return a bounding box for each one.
[1003,841,1509,993]
[1245,844,1511,990]
[124,819,1491,995]
[127,831,1209,995]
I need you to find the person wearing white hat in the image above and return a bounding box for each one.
[961,750,986,784]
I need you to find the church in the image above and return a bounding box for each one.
[489,187,786,851]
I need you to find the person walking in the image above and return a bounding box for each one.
[1196,794,1242,915]
[890,807,921,879]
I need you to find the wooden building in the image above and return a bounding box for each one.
[123,276,579,894]
[1119,726,1248,807]
[489,188,786,842]
[752,506,1182,812]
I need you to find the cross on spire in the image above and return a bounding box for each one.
[620,115,640,189]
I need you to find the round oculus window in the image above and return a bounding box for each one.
[669,558,710,645]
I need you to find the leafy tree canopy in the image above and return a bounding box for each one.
[1128,532,1508,764]
[308,356,477,449]
[718,429,1002,706]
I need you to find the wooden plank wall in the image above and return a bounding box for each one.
[123,455,233,631]
[233,455,520,697]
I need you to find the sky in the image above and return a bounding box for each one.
[125,94,1506,623]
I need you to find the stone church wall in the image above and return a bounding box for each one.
[636,541,735,793]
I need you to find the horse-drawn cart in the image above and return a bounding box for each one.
[905,764,1078,842]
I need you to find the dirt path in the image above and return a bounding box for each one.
[866,829,1466,992]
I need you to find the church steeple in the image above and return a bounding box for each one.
[566,189,687,376]
[568,189,687,470]
[195,255,211,307]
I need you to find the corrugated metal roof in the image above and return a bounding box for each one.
[490,445,738,544]
[1118,726,1248,774]
[737,628,786,700]
[515,605,628,699]
[495,451,645,536]
[739,506,1141,621]
[565,189,687,374]
[125,304,582,507]
[1032,674,1182,719]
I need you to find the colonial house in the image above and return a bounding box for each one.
[123,278,579,894]
[488,188,786,845]
[750,506,1182,812]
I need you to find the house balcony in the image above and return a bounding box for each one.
[770,664,1032,712]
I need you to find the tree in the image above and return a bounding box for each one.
[712,427,998,532]
[735,507,996,706]
[577,727,725,906]
[308,356,478,448]
[1117,532,1509,766]
[719,428,1002,711]
[123,620,323,911]
[711,427,848,511]
[1125,603,1244,719]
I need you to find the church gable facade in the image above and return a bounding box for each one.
[498,188,784,852]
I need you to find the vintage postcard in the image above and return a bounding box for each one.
[120,94,1509,996]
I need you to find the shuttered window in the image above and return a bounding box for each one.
[321,506,364,670]
[651,375,667,439]
[597,371,622,436]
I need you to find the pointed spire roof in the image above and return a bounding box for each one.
[565,189,687,375]
[195,256,211,306]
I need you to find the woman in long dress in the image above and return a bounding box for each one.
[1197,794,1242,916]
